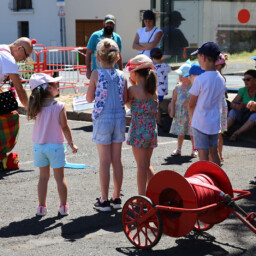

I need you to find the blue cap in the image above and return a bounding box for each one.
[191,42,220,58]
[183,63,205,77]
[175,59,191,76]
[251,56,256,60]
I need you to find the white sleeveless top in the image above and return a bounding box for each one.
[137,26,162,57]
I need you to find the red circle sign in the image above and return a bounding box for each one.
[238,9,250,23]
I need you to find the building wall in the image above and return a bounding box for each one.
[1,0,61,46]
[64,0,150,62]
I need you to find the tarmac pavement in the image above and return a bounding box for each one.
[0,114,255,255]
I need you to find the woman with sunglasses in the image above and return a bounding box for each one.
[227,69,256,141]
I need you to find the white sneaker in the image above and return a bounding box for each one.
[191,150,198,158]
[59,204,69,216]
[36,205,47,216]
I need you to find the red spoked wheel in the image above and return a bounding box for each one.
[194,219,213,231]
[122,196,163,249]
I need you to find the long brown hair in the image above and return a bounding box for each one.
[27,86,51,120]
[136,68,157,95]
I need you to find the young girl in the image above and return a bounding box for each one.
[27,73,78,217]
[86,38,127,211]
[125,54,158,196]
[215,53,228,161]
[168,62,197,157]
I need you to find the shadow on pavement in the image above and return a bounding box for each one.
[0,169,34,180]
[162,155,194,166]
[0,216,62,237]
[61,210,122,241]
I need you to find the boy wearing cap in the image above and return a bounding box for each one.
[150,47,172,126]
[86,14,122,79]
[189,42,225,166]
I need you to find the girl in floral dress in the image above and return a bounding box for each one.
[169,63,203,157]
[125,55,158,196]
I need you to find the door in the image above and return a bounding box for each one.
[76,20,103,65]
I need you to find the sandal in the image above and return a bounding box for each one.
[249,177,256,185]
[229,133,239,142]
[171,149,181,156]
[191,150,198,158]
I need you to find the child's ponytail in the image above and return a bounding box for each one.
[27,86,50,120]
[136,68,157,95]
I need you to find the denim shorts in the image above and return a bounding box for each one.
[92,117,126,145]
[193,128,219,150]
[33,143,66,168]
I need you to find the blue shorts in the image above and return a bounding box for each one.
[92,117,126,145]
[33,143,66,168]
[228,109,256,125]
[193,128,218,150]
[158,95,164,102]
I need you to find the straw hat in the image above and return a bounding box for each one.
[125,54,155,72]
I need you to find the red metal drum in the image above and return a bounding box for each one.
[185,161,233,224]
[146,170,198,237]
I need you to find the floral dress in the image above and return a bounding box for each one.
[127,99,158,148]
[169,86,192,136]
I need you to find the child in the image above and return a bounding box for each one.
[125,54,158,196]
[168,61,197,157]
[86,38,127,211]
[215,53,229,161]
[150,48,172,126]
[189,42,225,166]
[27,73,78,216]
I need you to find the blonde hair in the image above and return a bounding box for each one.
[96,38,119,64]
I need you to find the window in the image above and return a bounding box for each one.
[17,0,32,9]
[18,21,29,37]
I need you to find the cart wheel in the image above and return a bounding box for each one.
[122,196,163,249]
[194,218,213,231]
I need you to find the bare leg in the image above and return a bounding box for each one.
[209,146,221,166]
[218,133,224,161]
[177,135,184,150]
[233,120,254,136]
[132,147,154,196]
[96,143,111,201]
[111,142,123,199]
[38,165,50,206]
[53,167,67,206]
[227,116,235,129]
[198,149,209,161]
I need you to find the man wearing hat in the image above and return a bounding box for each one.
[86,14,123,79]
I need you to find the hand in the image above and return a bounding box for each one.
[247,101,256,111]
[69,143,78,153]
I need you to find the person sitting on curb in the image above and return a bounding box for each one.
[227,69,256,142]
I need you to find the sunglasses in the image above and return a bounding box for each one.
[22,46,29,58]
[242,78,252,82]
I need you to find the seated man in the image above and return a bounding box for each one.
[227,70,256,141]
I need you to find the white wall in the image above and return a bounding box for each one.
[0,0,61,46]
[65,0,150,62]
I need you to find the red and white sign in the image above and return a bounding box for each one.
[58,6,65,17]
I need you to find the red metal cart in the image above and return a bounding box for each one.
[122,161,256,249]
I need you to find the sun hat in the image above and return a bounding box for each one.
[29,73,62,91]
[171,11,185,21]
[183,63,205,77]
[191,42,220,58]
[125,54,155,72]
[150,48,163,59]
[104,14,115,24]
[250,56,256,60]
[175,59,191,76]
[215,53,226,66]
[143,10,155,20]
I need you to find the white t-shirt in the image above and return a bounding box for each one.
[154,63,172,96]
[189,71,225,134]
[137,26,162,57]
[0,44,19,82]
